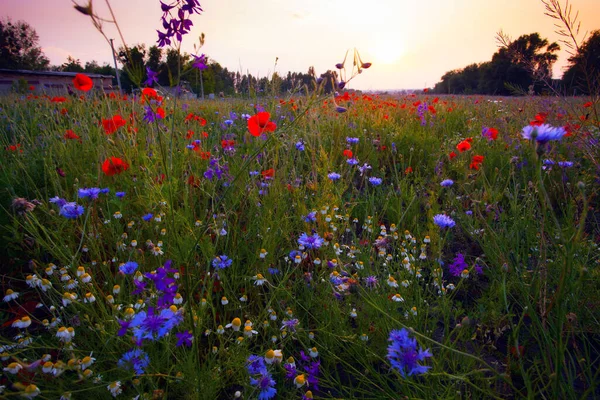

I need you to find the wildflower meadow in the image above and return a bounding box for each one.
[1,1,600,399]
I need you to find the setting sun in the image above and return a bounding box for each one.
[372,38,404,65]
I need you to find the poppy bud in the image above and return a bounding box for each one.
[338,81,346,90]
[73,2,93,16]
[335,63,344,69]
[361,62,372,69]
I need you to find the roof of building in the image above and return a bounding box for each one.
[0,69,114,79]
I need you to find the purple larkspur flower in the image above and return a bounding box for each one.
[176,331,193,347]
[448,253,468,277]
[145,67,159,87]
[192,53,208,71]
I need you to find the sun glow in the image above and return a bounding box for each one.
[372,39,404,65]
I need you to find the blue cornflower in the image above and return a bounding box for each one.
[246,355,267,375]
[303,211,317,223]
[327,172,341,181]
[440,179,454,187]
[251,373,277,400]
[358,163,372,176]
[281,318,300,332]
[142,213,153,221]
[78,187,102,200]
[129,307,183,343]
[50,196,67,207]
[212,255,233,269]
[558,161,573,168]
[176,331,193,347]
[59,202,84,219]
[116,191,126,198]
[298,233,324,250]
[387,328,432,377]
[118,348,150,375]
[268,268,280,275]
[433,214,455,228]
[346,137,359,144]
[119,261,139,275]
[224,119,234,126]
[100,187,110,194]
[368,177,382,186]
[521,124,566,143]
[247,355,276,399]
[364,275,378,288]
[347,157,359,166]
[295,141,305,151]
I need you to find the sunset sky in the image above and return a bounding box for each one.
[4,0,600,90]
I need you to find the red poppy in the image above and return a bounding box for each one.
[583,101,593,108]
[64,130,81,140]
[342,149,353,158]
[50,96,67,103]
[485,127,499,140]
[530,112,548,126]
[261,169,275,179]
[456,140,471,152]
[186,130,195,139]
[221,140,235,149]
[6,144,22,152]
[449,151,457,160]
[28,85,35,91]
[60,108,69,115]
[470,155,484,170]
[247,112,277,137]
[187,174,201,187]
[73,73,93,92]
[509,345,525,358]
[156,107,166,119]
[101,157,129,176]
[141,88,162,102]
[102,115,126,134]
[405,166,413,174]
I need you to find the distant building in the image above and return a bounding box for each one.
[0,69,115,94]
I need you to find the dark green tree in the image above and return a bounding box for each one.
[562,30,600,94]
[0,18,49,70]
[61,56,84,72]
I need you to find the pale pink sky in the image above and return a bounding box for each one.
[4,0,600,90]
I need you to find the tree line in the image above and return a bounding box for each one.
[432,31,600,95]
[0,17,341,96]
